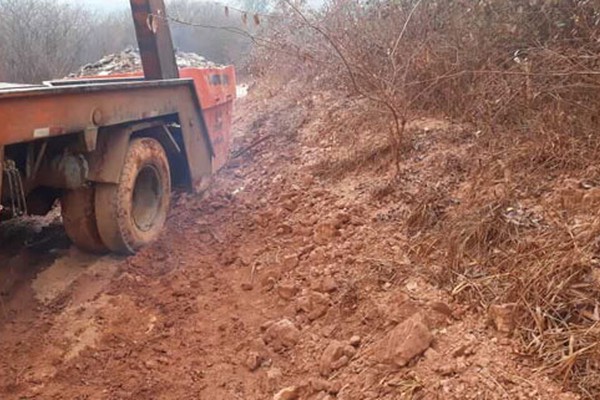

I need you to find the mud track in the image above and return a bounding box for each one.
[0,92,579,399]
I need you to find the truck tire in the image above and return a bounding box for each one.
[95,138,171,254]
[60,187,108,253]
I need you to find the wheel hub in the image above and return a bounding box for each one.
[131,165,162,232]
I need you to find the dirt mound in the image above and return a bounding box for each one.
[0,82,581,399]
[71,47,221,77]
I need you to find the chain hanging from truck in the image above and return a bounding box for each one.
[3,160,27,217]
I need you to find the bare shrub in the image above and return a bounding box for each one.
[83,10,136,62]
[168,0,256,66]
[0,0,94,83]
[0,0,254,83]
[250,0,446,174]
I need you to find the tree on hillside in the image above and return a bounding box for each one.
[0,0,255,83]
[0,0,93,83]
[167,0,255,66]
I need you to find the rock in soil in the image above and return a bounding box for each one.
[428,301,454,318]
[245,351,263,371]
[315,275,338,293]
[277,281,299,300]
[349,335,362,347]
[296,291,331,321]
[375,312,433,367]
[273,386,300,400]
[320,340,357,376]
[313,222,338,245]
[264,319,301,350]
[309,377,341,394]
[267,367,283,389]
[282,253,300,269]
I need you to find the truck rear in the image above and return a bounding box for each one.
[0,0,236,254]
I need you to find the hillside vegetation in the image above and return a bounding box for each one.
[249,1,600,396]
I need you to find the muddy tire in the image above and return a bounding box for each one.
[60,186,108,253]
[95,138,171,255]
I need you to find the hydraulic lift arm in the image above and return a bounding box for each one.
[129,0,179,80]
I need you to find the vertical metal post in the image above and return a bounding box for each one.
[129,0,179,80]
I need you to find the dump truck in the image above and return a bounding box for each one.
[0,0,236,254]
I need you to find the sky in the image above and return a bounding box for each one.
[71,0,322,11]
[72,0,236,11]
[73,0,129,10]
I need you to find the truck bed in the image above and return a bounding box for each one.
[0,77,218,191]
[0,78,202,143]
[0,66,236,172]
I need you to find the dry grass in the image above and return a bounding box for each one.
[250,0,600,396]
[412,133,600,396]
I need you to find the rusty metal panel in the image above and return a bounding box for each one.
[130,0,179,80]
[88,120,174,184]
[179,67,236,172]
[0,79,214,191]
[87,125,132,184]
[178,101,213,192]
[0,80,192,144]
[0,146,4,202]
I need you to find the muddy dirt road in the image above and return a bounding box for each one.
[0,92,579,399]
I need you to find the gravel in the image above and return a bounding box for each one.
[71,47,221,77]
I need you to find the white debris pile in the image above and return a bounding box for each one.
[71,48,221,77]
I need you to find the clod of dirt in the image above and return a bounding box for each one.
[319,340,357,376]
[281,198,299,212]
[277,223,294,235]
[435,356,470,376]
[282,253,300,270]
[296,291,331,321]
[488,303,517,334]
[313,222,338,245]
[315,394,334,400]
[298,174,315,188]
[451,341,477,358]
[314,275,338,293]
[267,367,283,389]
[309,378,341,395]
[264,319,301,350]
[428,301,454,318]
[333,211,351,228]
[349,335,362,347]
[245,351,263,371]
[375,312,432,367]
[273,386,300,400]
[261,269,282,290]
[277,281,299,300]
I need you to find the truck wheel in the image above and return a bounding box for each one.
[60,187,107,253]
[95,138,171,254]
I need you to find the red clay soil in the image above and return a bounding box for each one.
[0,87,580,399]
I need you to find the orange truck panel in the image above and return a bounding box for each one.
[180,67,236,172]
[83,66,237,172]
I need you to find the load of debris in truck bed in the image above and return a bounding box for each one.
[71,48,221,77]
